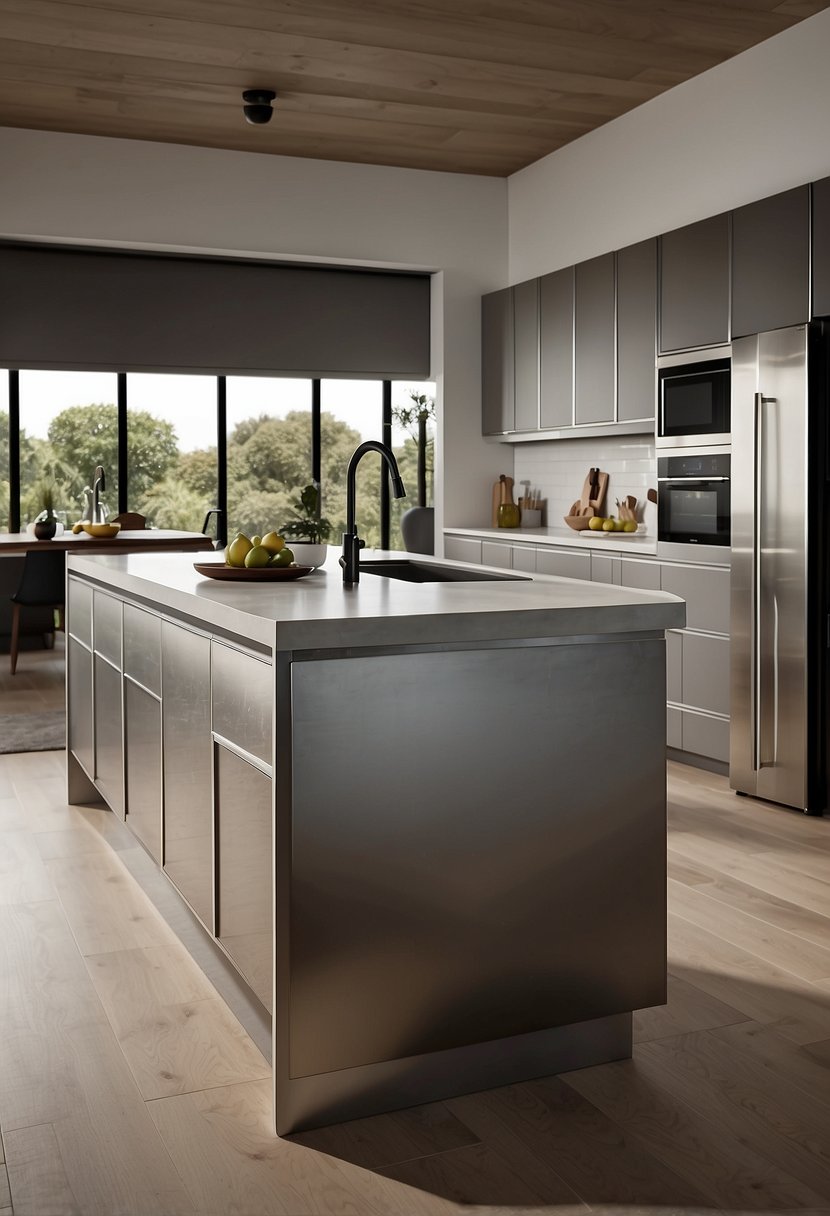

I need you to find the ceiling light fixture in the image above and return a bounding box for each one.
[242,89,277,125]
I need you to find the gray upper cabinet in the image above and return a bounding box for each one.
[813,177,830,318]
[482,287,514,434]
[616,239,657,422]
[513,278,539,431]
[732,186,809,338]
[659,213,730,353]
[574,253,615,425]
[539,267,574,429]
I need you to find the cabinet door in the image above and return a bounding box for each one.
[575,253,615,424]
[67,636,94,778]
[216,745,272,1011]
[732,186,809,338]
[123,603,161,696]
[67,578,92,649]
[682,633,730,717]
[510,545,537,573]
[162,622,213,929]
[591,554,621,585]
[482,287,514,435]
[443,536,482,564]
[661,564,730,635]
[125,679,162,863]
[617,239,657,422]
[682,711,729,764]
[94,656,123,819]
[620,559,661,591]
[540,267,573,429]
[481,541,512,569]
[513,278,539,431]
[536,548,590,581]
[659,214,730,352]
[211,642,273,767]
[813,177,830,317]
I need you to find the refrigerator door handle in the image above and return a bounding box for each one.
[753,391,776,772]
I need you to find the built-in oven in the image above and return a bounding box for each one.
[657,351,731,448]
[658,451,731,547]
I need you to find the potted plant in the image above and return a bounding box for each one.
[393,391,435,554]
[33,480,59,540]
[281,482,332,568]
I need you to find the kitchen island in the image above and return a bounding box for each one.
[65,547,684,1134]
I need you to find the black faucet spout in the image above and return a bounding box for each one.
[341,440,406,584]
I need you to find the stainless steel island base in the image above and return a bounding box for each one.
[65,548,684,1136]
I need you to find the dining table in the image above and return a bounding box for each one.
[0,530,215,555]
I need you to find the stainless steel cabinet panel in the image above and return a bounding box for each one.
[682,632,730,717]
[162,622,213,929]
[667,706,683,750]
[125,679,162,863]
[290,642,666,1077]
[216,745,272,1011]
[481,541,512,570]
[666,631,682,704]
[575,253,615,425]
[443,536,482,565]
[540,267,574,429]
[211,642,273,767]
[591,554,621,585]
[536,548,590,581]
[620,559,661,591]
[682,711,729,764]
[660,564,730,635]
[513,278,539,432]
[123,603,161,695]
[659,214,730,353]
[94,655,123,819]
[67,578,92,648]
[617,239,657,422]
[813,177,830,317]
[93,591,121,668]
[482,287,514,435]
[732,187,809,338]
[67,636,94,777]
[510,545,537,573]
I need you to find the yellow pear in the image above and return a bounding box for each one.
[261,531,285,554]
[245,544,271,569]
[251,535,262,548]
[269,547,294,567]
[227,534,253,567]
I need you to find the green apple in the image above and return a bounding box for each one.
[244,544,271,568]
[269,547,295,567]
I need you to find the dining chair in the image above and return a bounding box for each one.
[10,550,66,674]
[111,512,146,529]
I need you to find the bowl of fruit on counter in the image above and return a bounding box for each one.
[194,530,316,581]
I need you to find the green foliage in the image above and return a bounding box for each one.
[281,483,333,544]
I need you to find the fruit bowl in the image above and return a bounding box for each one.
[563,514,593,531]
[194,562,314,582]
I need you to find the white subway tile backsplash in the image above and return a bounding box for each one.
[513,434,657,525]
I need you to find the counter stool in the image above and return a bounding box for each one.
[10,550,65,674]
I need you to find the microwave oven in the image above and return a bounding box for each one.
[657,355,730,448]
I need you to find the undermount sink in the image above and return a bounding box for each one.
[358,560,527,584]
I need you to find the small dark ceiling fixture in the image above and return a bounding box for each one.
[242,89,277,125]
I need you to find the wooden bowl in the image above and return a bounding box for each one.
[81,522,121,539]
[563,514,593,531]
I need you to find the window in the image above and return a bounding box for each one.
[225,378,313,540]
[321,380,383,548]
[126,373,217,531]
[0,374,8,532]
[17,370,119,527]
[390,381,436,550]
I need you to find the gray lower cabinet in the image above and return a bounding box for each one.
[660,563,730,635]
[591,554,620,585]
[67,636,94,777]
[93,591,121,667]
[659,213,730,353]
[124,603,161,696]
[681,711,729,764]
[536,548,590,581]
[481,541,512,569]
[443,535,482,564]
[216,744,272,1011]
[620,559,661,591]
[666,631,682,703]
[732,186,809,338]
[616,238,657,422]
[212,642,273,767]
[510,544,537,573]
[67,578,92,649]
[94,655,123,819]
[682,632,730,717]
[575,253,615,425]
[540,267,574,429]
[514,278,539,432]
[125,678,162,863]
[162,622,213,929]
[482,287,514,435]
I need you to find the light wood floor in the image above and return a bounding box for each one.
[0,752,829,1215]
[0,634,65,715]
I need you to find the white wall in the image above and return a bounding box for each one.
[0,126,509,534]
[509,8,830,282]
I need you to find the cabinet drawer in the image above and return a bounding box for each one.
[620,559,661,591]
[93,591,122,668]
[661,564,729,634]
[510,545,537,574]
[682,633,730,717]
[67,578,92,648]
[212,641,273,767]
[94,655,123,819]
[444,536,482,565]
[536,548,590,581]
[123,603,162,695]
[125,679,162,863]
[68,636,94,777]
[481,541,512,570]
[591,554,620,585]
[681,711,730,764]
[666,631,682,703]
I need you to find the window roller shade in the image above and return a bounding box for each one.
[0,246,430,378]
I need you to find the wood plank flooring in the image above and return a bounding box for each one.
[0,749,829,1215]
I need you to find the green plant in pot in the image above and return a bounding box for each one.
[280,482,332,568]
[393,391,435,555]
[33,480,59,541]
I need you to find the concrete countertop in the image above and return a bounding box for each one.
[66,546,685,652]
[444,524,659,554]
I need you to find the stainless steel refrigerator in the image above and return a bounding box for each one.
[731,322,829,814]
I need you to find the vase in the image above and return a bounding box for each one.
[289,542,328,569]
[34,518,57,540]
[400,506,434,555]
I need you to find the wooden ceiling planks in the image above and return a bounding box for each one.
[0,0,826,175]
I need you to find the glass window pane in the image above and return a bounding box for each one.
[127,373,217,532]
[18,370,119,528]
[0,374,9,533]
[390,381,436,551]
[321,380,383,548]
[226,378,312,540]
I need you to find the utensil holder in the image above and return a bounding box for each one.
[520,507,542,528]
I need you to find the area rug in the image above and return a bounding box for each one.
[0,709,65,754]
